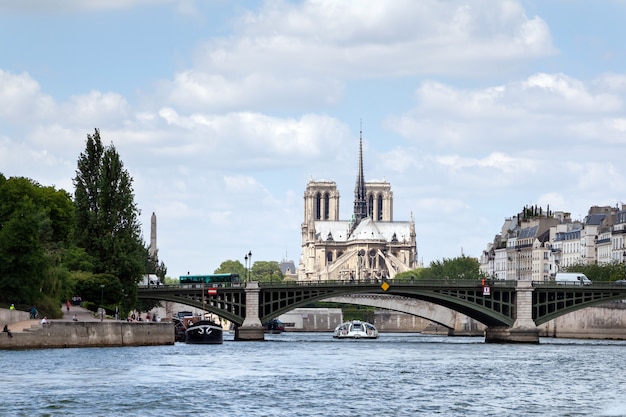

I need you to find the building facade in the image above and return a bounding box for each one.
[298,136,417,281]
[480,204,626,281]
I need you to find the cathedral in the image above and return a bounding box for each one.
[298,134,417,281]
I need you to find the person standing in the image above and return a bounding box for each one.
[66,300,71,312]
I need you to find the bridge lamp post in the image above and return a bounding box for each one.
[517,248,522,281]
[245,250,252,282]
[357,250,364,282]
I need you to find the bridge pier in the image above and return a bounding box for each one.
[485,281,539,343]
[234,281,264,341]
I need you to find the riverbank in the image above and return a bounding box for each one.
[1,306,174,350]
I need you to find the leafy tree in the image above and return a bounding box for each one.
[251,261,284,282]
[73,129,145,308]
[563,262,626,282]
[214,260,246,279]
[0,175,74,311]
[396,255,481,281]
[0,198,49,303]
[73,272,123,309]
[62,246,95,272]
[214,259,284,282]
[146,251,167,282]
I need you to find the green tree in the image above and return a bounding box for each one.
[0,198,49,303]
[146,251,167,282]
[62,246,95,272]
[0,175,75,311]
[214,260,246,279]
[396,255,481,281]
[73,129,145,308]
[563,262,626,282]
[73,272,123,310]
[251,261,284,282]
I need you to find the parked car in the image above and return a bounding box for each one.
[611,279,626,286]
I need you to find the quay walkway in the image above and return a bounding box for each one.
[1,305,173,350]
[7,305,107,334]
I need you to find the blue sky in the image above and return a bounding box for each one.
[2,0,626,279]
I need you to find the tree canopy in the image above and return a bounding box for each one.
[214,259,284,282]
[73,129,147,305]
[0,175,74,311]
[214,260,246,278]
[563,262,626,282]
[0,129,165,317]
[395,255,482,281]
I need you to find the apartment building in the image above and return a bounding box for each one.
[480,204,626,282]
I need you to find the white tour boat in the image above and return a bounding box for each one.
[333,320,379,339]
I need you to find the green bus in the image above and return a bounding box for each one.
[179,273,241,287]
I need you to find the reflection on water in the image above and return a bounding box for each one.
[2,333,626,416]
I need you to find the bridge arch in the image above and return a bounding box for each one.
[324,294,459,328]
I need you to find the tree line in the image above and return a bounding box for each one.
[0,129,163,318]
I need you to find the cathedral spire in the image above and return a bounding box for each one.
[352,126,367,227]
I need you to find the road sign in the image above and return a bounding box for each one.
[207,288,217,296]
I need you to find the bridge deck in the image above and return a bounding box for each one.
[137,280,626,329]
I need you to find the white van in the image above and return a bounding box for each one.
[555,272,592,286]
[142,274,161,287]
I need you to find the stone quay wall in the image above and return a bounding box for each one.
[538,302,626,340]
[279,304,626,339]
[0,309,29,325]
[0,321,174,350]
[279,308,344,331]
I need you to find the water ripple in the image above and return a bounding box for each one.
[2,334,626,416]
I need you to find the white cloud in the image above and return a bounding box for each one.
[0,70,57,120]
[62,91,130,125]
[166,0,556,113]
[3,1,626,277]
[153,109,349,162]
[521,73,622,113]
[166,71,343,112]
[0,0,173,13]
[387,72,625,152]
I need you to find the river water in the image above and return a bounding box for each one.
[2,332,626,417]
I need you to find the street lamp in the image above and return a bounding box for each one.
[244,251,252,282]
[247,250,252,282]
[517,248,522,281]
[100,284,105,321]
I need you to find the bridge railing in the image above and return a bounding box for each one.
[137,283,244,289]
[138,279,520,289]
[258,279,518,288]
[531,281,626,288]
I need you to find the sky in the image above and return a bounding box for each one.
[2,1,626,279]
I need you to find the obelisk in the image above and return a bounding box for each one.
[149,212,157,258]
